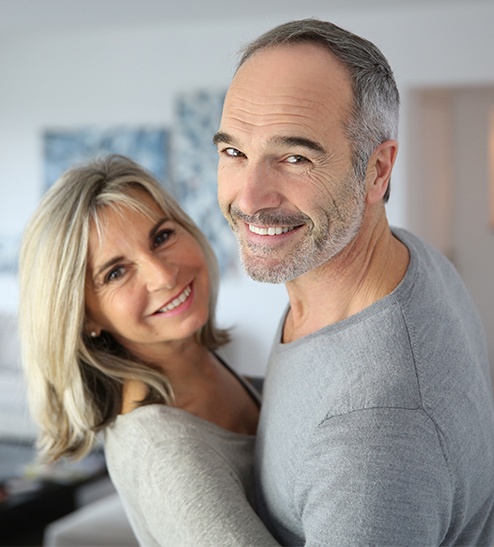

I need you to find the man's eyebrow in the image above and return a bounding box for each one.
[212,131,235,146]
[271,135,326,154]
[212,131,325,155]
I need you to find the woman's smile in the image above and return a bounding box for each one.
[153,284,193,316]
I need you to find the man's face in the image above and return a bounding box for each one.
[215,43,367,284]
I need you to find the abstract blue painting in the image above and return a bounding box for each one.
[44,127,169,188]
[171,89,237,277]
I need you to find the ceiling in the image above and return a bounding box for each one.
[0,0,472,35]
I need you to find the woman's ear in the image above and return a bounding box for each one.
[366,140,398,204]
[84,318,101,339]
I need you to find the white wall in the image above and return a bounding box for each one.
[1,0,494,375]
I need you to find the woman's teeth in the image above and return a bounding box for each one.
[158,286,191,313]
[249,225,293,236]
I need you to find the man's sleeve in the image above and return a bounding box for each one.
[294,407,453,546]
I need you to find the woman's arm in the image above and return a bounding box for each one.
[138,435,280,546]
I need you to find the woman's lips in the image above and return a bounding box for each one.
[155,284,192,314]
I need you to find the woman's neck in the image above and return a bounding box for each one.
[120,348,260,435]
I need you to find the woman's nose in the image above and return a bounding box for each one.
[143,255,178,292]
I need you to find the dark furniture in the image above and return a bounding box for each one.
[0,441,107,546]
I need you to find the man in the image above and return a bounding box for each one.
[214,18,494,546]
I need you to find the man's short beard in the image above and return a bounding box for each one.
[237,219,362,284]
[232,169,366,284]
[238,243,317,284]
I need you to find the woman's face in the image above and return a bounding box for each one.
[84,190,210,361]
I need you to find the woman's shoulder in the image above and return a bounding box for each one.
[107,403,255,450]
[108,404,193,441]
[104,404,255,489]
[104,405,199,479]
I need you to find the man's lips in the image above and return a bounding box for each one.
[154,284,192,314]
[229,206,307,239]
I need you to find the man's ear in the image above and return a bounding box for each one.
[366,140,398,204]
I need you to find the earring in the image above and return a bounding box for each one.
[90,331,98,338]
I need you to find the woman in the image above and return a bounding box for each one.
[19,154,278,546]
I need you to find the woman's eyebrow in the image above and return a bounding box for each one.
[93,217,170,278]
[149,216,170,240]
[94,256,124,278]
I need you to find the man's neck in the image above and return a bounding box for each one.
[282,217,409,343]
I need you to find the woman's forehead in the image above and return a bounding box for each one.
[98,188,167,220]
[90,192,168,244]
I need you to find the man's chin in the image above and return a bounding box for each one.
[240,256,298,284]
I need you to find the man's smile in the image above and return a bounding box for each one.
[248,224,296,236]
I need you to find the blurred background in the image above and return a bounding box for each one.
[0,0,493,544]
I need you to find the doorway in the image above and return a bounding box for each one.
[407,86,494,389]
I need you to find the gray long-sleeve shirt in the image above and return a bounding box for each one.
[105,403,279,546]
[256,228,494,546]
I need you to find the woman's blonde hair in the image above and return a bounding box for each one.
[19,154,229,462]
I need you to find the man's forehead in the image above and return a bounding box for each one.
[234,42,350,85]
[225,44,352,118]
[222,69,350,144]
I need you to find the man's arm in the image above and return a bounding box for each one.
[294,407,452,546]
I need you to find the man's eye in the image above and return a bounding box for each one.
[224,147,245,158]
[153,228,175,248]
[286,154,308,164]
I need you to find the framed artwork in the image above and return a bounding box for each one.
[171,89,237,277]
[44,127,169,189]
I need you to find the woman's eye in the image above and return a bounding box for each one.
[106,266,125,283]
[153,228,175,248]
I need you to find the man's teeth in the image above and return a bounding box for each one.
[158,286,191,313]
[249,225,293,236]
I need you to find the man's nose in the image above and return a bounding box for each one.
[143,255,178,292]
[234,163,283,217]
